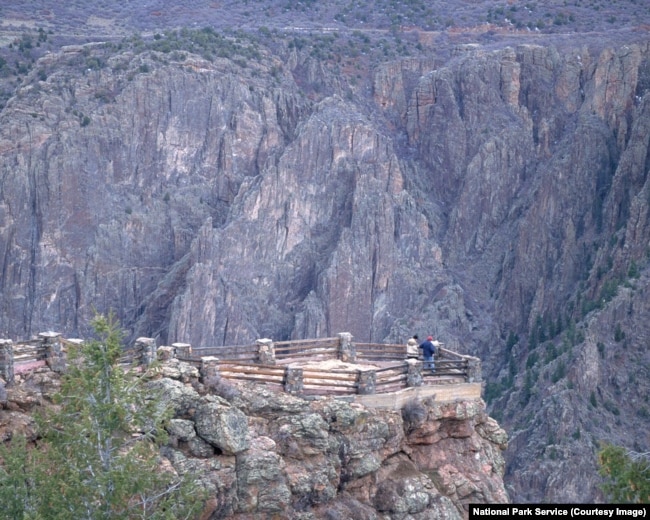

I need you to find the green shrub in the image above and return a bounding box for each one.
[0,314,205,519]
[614,323,625,342]
[402,398,427,432]
[551,361,566,383]
[598,444,650,503]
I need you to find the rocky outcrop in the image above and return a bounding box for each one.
[0,359,508,519]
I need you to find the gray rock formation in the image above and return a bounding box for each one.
[0,357,508,518]
[1,33,649,502]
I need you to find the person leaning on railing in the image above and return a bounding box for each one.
[418,336,438,373]
[405,335,419,360]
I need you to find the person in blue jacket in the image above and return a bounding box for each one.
[419,336,436,373]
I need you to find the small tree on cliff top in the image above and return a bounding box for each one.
[598,444,650,503]
[0,313,203,520]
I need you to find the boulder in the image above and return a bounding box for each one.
[236,436,291,513]
[194,401,249,455]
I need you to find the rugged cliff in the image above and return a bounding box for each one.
[0,357,508,518]
[1,29,649,502]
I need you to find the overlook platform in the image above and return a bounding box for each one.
[171,333,483,408]
[1,332,483,409]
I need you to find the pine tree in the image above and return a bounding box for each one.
[0,313,204,519]
[598,444,650,503]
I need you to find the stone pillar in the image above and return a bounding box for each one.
[466,356,482,383]
[200,356,220,384]
[157,346,175,362]
[172,343,192,358]
[406,359,423,387]
[135,337,157,366]
[284,367,303,395]
[0,339,14,385]
[256,338,275,365]
[39,332,65,373]
[357,370,376,395]
[338,332,356,362]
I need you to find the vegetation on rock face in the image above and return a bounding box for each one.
[598,444,650,503]
[0,314,203,520]
[122,27,263,64]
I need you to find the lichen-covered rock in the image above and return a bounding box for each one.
[194,400,250,455]
[187,435,215,458]
[148,377,201,418]
[167,418,196,441]
[0,354,509,518]
[5,385,43,412]
[236,436,292,513]
[237,382,307,416]
[283,454,339,506]
[163,447,238,518]
[311,492,380,520]
[0,410,38,442]
[372,456,435,515]
[476,416,508,449]
[276,413,330,456]
[159,359,200,383]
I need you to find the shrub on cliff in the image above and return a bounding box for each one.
[401,398,427,433]
[0,313,204,519]
[598,444,650,503]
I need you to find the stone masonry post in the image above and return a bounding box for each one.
[39,331,65,373]
[465,355,482,383]
[157,346,175,362]
[357,369,376,395]
[284,367,303,395]
[406,359,423,387]
[172,343,192,358]
[200,356,221,384]
[256,338,275,365]
[0,339,14,385]
[338,332,356,362]
[135,337,157,366]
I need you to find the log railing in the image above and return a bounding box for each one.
[190,343,258,362]
[1,332,482,398]
[12,340,47,363]
[356,342,406,361]
[274,338,339,361]
[217,362,286,388]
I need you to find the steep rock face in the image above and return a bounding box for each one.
[0,49,310,339]
[168,94,442,345]
[500,271,650,503]
[397,43,650,345]
[387,42,650,501]
[0,362,508,519]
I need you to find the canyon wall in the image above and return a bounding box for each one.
[1,36,649,501]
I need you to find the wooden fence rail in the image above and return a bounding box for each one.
[1,332,482,400]
[217,363,286,388]
[12,343,47,362]
[192,344,258,359]
[356,342,405,360]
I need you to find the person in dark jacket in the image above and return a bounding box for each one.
[419,336,436,373]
